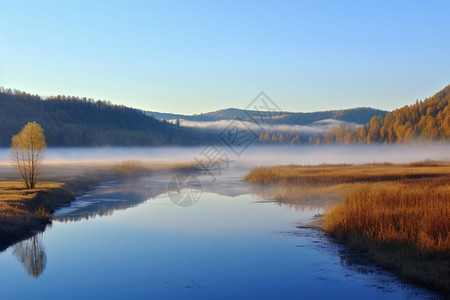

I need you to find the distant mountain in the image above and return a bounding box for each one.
[146,107,388,126]
[0,88,213,147]
[145,108,252,122]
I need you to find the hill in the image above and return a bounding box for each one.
[0,88,212,147]
[316,85,450,144]
[5,84,444,147]
[146,107,388,126]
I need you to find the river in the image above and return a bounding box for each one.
[0,167,439,299]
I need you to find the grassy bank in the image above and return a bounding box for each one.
[0,181,68,235]
[245,162,450,295]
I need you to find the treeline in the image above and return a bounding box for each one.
[0,88,212,146]
[258,130,302,145]
[313,85,450,144]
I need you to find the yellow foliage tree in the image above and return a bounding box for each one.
[10,122,47,189]
[311,85,450,144]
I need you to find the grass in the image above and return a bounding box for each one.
[323,181,450,294]
[323,181,450,252]
[245,162,450,295]
[245,162,449,186]
[0,181,64,235]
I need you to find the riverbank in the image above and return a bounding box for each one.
[0,181,66,235]
[0,160,199,248]
[245,162,450,296]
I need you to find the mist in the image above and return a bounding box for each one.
[175,118,360,135]
[1,144,449,168]
[236,143,450,167]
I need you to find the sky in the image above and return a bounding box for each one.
[0,0,449,114]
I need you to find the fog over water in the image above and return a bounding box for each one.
[1,144,449,167]
[176,118,360,135]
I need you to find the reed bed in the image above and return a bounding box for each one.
[245,163,450,186]
[323,181,450,252]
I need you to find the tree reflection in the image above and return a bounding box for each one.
[13,233,47,278]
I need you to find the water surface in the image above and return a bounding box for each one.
[0,174,437,299]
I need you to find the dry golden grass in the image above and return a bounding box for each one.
[0,181,63,224]
[322,178,450,294]
[109,160,200,175]
[245,162,450,186]
[323,181,450,252]
[110,160,152,175]
[245,162,450,295]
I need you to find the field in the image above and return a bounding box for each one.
[245,162,450,295]
[0,181,64,233]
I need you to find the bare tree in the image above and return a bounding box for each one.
[10,122,47,189]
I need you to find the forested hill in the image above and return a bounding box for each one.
[146,107,388,125]
[316,85,450,144]
[0,89,211,146]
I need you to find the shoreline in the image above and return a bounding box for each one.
[0,160,200,251]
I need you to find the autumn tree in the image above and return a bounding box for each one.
[291,134,300,144]
[312,84,450,144]
[10,122,47,189]
[358,126,367,143]
[259,133,264,142]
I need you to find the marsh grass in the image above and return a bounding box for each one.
[0,181,63,233]
[323,181,450,252]
[245,163,450,186]
[245,162,450,295]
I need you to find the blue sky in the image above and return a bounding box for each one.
[0,0,449,114]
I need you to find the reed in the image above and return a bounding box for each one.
[245,162,450,186]
[323,182,450,252]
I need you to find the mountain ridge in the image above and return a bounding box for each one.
[146,107,389,126]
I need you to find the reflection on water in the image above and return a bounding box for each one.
[13,233,46,278]
[53,176,170,222]
[53,172,251,223]
[249,184,340,211]
[0,174,440,299]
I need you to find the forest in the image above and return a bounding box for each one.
[312,85,450,144]
[0,88,213,147]
[1,85,449,147]
[256,85,450,145]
